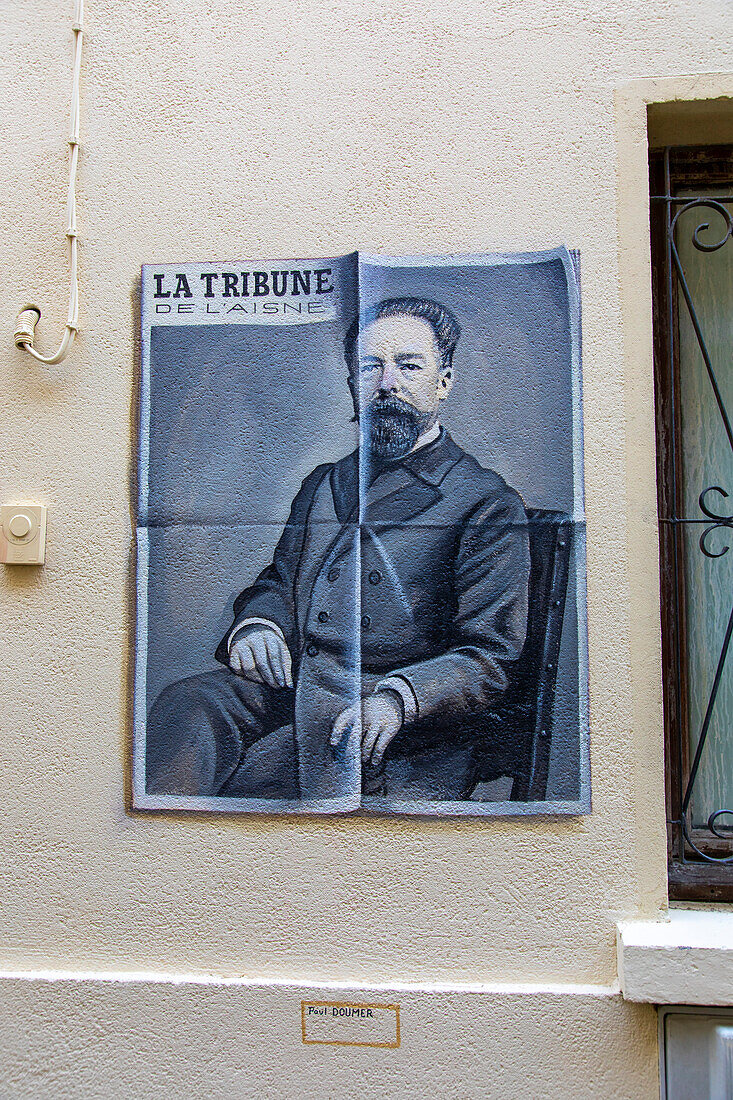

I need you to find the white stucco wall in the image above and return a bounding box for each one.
[1,0,732,1095]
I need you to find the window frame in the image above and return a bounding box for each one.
[649,143,733,901]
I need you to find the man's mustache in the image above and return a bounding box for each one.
[362,395,418,421]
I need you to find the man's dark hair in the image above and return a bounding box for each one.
[344,297,461,374]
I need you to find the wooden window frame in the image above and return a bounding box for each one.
[649,143,733,901]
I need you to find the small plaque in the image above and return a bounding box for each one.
[301,1000,400,1048]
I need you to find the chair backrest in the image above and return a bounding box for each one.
[473,508,573,801]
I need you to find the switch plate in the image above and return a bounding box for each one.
[0,504,47,564]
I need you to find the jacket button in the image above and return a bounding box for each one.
[368,570,382,584]
[306,643,319,657]
[360,614,371,630]
[318,610,329,623]
[328,568,340,582]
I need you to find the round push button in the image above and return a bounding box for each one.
[306,643,319,657]
[8,513,32,539]
[368,570,382,585]
[317,611,329,623]
[327,568,340,582]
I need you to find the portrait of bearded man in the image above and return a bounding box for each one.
[146,296,531,807]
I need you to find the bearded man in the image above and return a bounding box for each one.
[146,297,530,806]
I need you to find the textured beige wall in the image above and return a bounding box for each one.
[2,0,729,984]
[0,0,732,1091]
[0,977,658,1100]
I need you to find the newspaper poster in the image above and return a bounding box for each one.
[133,249,589,816]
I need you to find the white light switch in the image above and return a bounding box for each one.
[1,504,47,564]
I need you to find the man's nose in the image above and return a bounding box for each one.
[377,361,399,393]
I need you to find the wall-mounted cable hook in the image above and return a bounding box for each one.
[14,0,83,365]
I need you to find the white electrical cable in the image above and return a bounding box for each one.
[14,0,83,365]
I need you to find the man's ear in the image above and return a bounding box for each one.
[438,368,454,401]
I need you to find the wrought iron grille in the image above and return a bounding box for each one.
[650,145,733,900]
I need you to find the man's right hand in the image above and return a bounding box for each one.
[229,627,293,689]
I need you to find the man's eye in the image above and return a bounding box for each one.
[359,361,379,373]
[399,362,422,371]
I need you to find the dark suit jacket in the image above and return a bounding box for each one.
[216,429,530,794]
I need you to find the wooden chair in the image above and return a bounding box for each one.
[470,508,574,802]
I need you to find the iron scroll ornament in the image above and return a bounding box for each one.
[671,199,733,863]
[669,199,733,458]
[698,485,733,559]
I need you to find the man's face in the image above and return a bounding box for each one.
[353,315,453,461]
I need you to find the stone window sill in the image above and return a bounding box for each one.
[618,909,733,1005]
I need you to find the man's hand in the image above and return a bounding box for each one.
[229,627,293,689]
[330,692,403,768]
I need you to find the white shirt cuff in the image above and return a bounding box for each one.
[227,618,286,654]
[375,675,418,725]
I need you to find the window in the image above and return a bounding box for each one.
[650,144,733,900]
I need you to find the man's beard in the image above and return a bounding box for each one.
[362,396,433,462]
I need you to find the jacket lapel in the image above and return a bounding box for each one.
[330,451,359,524]
[363,466,440,524]
[363,429,464,525]
[330,431,464,525]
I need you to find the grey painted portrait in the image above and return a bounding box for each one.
[133,250,589,815]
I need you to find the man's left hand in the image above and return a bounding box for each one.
[330,692,404,767]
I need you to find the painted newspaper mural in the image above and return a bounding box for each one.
[134,250,589,815]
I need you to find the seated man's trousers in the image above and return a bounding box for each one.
[146,668,479,802]
[146,670,299,798]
